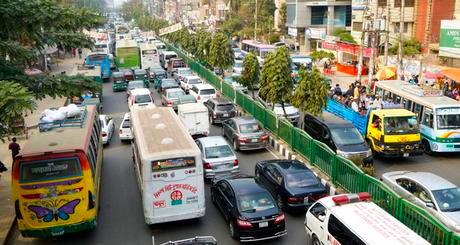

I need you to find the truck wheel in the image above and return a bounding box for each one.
[423,140,432,154]
[311,235,320,245]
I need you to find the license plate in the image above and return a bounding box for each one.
[259,222,268,228]
[223,113,229,117]
[403,153,409,157]
[304,197,309,205]
[251,139,258,143]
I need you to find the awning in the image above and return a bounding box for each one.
[441,68,460,83]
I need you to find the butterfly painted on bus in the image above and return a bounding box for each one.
[28,199,80,222]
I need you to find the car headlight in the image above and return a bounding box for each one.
[366,149,372,157]
[336,150,350,158]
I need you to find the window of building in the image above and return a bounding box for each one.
[311,6,328,25]
[394,0,414,7]
[378,0,387,6]
[353,22,363,31]
[393,22,409,33]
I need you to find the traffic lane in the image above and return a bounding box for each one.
[374,152,460,187]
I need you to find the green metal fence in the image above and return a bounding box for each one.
[163,41,458,245]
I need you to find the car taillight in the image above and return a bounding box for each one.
[233,159,239,166]
[274,213,285,224]
[102,132,107,137]
[203,162,212,169]
[309,193,328,201]
[197,95,201,100]
[260,135,269,141]
[119,129,122,135]
[287,197,304,203]
[236,218,253,228]
[167,100,173,106]
[239,137,249,142]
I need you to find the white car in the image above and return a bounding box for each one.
[119,113,132,141]
[99,114,115,145]
[128,88,154,110]
[232,60,243,75]
[180,75,203,93]
[189,84,217,103]
[173,67,193,83]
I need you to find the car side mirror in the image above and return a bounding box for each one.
[318,214,326,222]
[426,202,435,209]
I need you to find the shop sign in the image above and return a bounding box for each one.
[310,28,326,39]
[439,20,460,59]
[337,42,359,55]
[322,41,335,50]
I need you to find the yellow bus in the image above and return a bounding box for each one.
[11,105,103,237]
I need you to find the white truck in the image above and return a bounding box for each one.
[305,192,431,245]
[177,103,210,137]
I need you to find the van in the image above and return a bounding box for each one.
[303,112,372,165]
[128,88,154,110]
[305,193,431,245]
[159,51,178,69]
[177,103,210,137]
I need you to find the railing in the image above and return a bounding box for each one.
[163,41,460,245]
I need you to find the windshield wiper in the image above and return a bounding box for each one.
[242,209,256,213]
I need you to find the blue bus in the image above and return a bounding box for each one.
[85,52,111,81]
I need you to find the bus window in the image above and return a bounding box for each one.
[422,109,433,128]
[20,158,82,183]
[383,90,392,101]
[414,104,424,121]
[394,95,402,104]
[402,98,413,111]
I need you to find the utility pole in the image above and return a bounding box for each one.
[398,0,405,80]
[383,0,390,66]
[254,0,258,41]
[357,3,369,82]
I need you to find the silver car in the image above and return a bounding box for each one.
[382,171,460,232]
[222,117,269,151]
[195,136,240,180]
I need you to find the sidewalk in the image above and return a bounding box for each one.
[0,54,83,245]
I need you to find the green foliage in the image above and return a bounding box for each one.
[195,29,213,64]
[332,28,356,44]
[259,47,293,116]
[209,32,234,72]
[389,38,422,56]
[291,68,328,118]
[268,33,281,44]
[278,3,287,34]
[310,50,335,62]
[240,52,260,98]
[220,18,243,34]
[138,15,169,35]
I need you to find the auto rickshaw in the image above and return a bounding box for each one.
[150,67,167,89]
[111,71,128,92]
[134,68,149,88]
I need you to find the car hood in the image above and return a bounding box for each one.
[441,211,460,230]
[336,142,369,153]
[273,106,298,116]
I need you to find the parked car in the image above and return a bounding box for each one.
[178,103,210,137]
[232,60,243,75]
[203,97,236,124]
[99,114,115,145]
[222,117,269,151]
[303,112,373,165]
[173,67,193,84]
[210,178,287,242]
[127,80,146,97]
[382,171,460,232]
[128,88,154,110]
[161,88,186,111]
[233,47,244,60]
[189,84,217,103]
[255,159,327,211]
[119,112,132,141]
[181,75,203,93]
[256,91,300,125]
[158,79,180,94]
[195,136,239,180]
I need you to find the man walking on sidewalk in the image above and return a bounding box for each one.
[8,137,20,162]
[78,48,83,59]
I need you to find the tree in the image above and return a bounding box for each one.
[291,68,329,128]
[195,29,212,64]
[332,28,356,44]
[209,32,234,74]
[278,3,287,34]
[389,38,422,56]
[259,47,293,117]
[240,52,260,99]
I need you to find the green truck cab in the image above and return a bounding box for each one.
[111,71,127,91]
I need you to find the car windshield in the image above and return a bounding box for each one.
[128,82,144,90]
[204,145,234,158]
[168,91,185,98]
[432,188,460,212]
[135,94,151,103]
[286,172,319,188]
[436,114,460,130]
[200,89,215,95]
[238,192,276,213]
[188,78,202,84]
[216,104,234,112]
[122,119,130,128]
[384,116,419,135]
[331,127,365,145]
[239,123,261,134]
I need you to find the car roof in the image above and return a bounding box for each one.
[386,171,457,190]
[232,116,257,124]
[161,51,176,55]
[122,112,130,120]
[134,69,146,73]
[209,97,232,104]
[198,136,229,147]
[129,80,144,85]
[227,178,267,195]
[193,84,215,90]
[267,160,311,175]
[373,109,416,117]
[165,88,184,93]
[130,88,151,95]
[308,111,354,128]
[161,79,176,83]
[185,75,200,80]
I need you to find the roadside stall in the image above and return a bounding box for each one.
[440,68,460,100]
[335,41,373,76]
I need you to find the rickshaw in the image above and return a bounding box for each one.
[134,68,149,88]
[150,67,167,89]
[119,68,134,81]
[111,71,127,92]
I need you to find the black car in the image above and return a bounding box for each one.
[203,97,236,124]
[158,79,180,94]
[255,160,327,211]
[210,178,287,242]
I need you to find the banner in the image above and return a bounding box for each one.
[159,23,184,36]
[439,20,460,59]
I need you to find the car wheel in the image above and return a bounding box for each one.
[233,139,239,151]
[311,235,320,245]
[229,220,239,240]
[277,195,285,211]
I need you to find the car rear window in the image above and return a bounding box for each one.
[286,172,319,188]
[238,192,276,212]
[135,94,152,103]
[239,123,261,134]
[128,82,144,90]
[20,158,82,183]
[216,104,234,112]
[168,91,185,98]
[122,119,130,128]
[200,89,216,95]
[188,78,202,84]
[205,145,234,158]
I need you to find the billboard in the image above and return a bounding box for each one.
[439,20,460,59]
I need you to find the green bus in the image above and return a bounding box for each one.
[115,39,140,69]
[70,65,103,99]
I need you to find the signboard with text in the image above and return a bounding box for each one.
[439,20,460,59]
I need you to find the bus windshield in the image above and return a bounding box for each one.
[20,158,82,183]
[384,116,419,135]
[142,50,157,55]
[151,157,196,172]
[437,114,460,130]
[88,54,107,62]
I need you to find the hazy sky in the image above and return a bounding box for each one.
[113,0,127,7]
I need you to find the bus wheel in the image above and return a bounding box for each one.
[423,140,432,154]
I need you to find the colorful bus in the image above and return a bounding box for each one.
[241,40,276,66]
[11,105,103,237]
[375,80,460,153]
[115,39,140,69]
[130,106,205,224]
[85,52,111,81]
[139,43,158,70]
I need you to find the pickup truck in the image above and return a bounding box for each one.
[326,99,423,158]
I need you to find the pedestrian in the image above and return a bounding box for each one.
[373,95,382,109]
[332,84,342,96]
[345,84,354,97]
[78,48,83,59]
[72,48,76,58]
[354,82,361,99]
[8,137,20,162]
[442,82,449,96]
[351,97,360,113]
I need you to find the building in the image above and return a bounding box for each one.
[199,0,230,24]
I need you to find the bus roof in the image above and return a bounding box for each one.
[70,65,101,77]
[376,80,460,109]
[116,39,138,48]
[131,106,200,159]
[241,39,275,49]
[19,105,96,156]
[139,43,157,50]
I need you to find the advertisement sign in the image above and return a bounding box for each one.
[160,22,185,36]
[439,20,460,59]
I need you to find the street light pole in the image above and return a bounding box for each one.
[254,0,258,41]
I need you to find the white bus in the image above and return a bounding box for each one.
[131,105,205,224]
[140,43,158,70]
[241,40,276,65]
[374,80,460,153]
